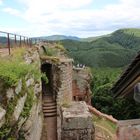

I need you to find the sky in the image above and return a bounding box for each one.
[0,0,140,37]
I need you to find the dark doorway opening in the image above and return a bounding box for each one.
[41,63,57,140]
[41,63,53,97]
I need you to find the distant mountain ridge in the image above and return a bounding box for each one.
[58,28,140,68]
[33,35,80,41]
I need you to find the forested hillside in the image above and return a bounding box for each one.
[60,28,140,68]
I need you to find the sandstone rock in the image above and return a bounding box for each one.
[11,94,27,125]
[34,83,41,96]
[15,79,22,95]
[0,106,6,128]
[6,88,14,100]
[72,67,92,104]
[22,98,43,140]
[26,78,34,87]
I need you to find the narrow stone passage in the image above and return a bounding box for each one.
[41,95,57,140]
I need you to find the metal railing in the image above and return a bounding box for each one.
[0,31,32,55]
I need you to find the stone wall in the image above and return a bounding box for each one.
[117,119,140,140]
[53,59,73,140]
[0,49,43,140]
[72,67,92,104]
[38,42,95,140]
[61,101,94,140]
[57,59,73,105]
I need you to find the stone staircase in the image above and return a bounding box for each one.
[41,95,57,140]
[42,96,57,118]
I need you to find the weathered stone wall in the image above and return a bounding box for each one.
[61,101,94,140]
[53,59,73,140]
[38,42,95,140]
[57,59,73,105]
[0,49,43,140]
[72,67,92,104]
[117,119,140,140]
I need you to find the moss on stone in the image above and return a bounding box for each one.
[55,44,66,52]
[0,48,41,89]
[20,86,34,118]
[40,55,60,64]
[0,47,42,139]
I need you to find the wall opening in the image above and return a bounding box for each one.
[41,63,57,140]
[41,63,53,97]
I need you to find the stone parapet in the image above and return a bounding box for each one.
[117,119,140,140]
[61,101,95,140]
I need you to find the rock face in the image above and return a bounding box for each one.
[21,98,43,140]
[0,48,43,140]
[61,102,95,140]
[72,67,92,104]
[11,94,27,125]
[0,107,6,128]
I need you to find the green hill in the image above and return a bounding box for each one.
[32,35,80,41]
[59,28,140,68]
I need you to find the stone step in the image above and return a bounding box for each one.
[43,106,57,110]
[43,109,56,113]
[43,102,56,107]
[43,100,55,103]
[44,112,57,117]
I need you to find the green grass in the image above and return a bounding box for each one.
[92,114,117,134]
[0,48,41,88]
[121,28,140,37]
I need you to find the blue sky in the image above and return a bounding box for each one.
[0,0,140,37]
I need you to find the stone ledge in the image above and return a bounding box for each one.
[62,101,92,129]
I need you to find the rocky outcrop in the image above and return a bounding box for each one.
[0,48,43,139]
[21,98,43,140]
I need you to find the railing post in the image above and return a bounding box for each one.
[24,37,25,45]
[27,38,28,46]
[15,35,17,46]
[30,38,32,47]
[7,33,10,55]
[20,36,21,47]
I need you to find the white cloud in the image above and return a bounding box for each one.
[0,0,3,5]
[3,7,21,16]
[2,0,140,37]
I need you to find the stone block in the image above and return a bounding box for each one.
[11,94,27,125]
[15,79,22,95]
[26,78,34,87]
[6,88,14,100]
[34,83,41,96]
[61,102,94,140]
[0,106,6,128]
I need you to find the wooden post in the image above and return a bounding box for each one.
[15,35,17,45]
[20,36,21,47]
[7,33,10,55]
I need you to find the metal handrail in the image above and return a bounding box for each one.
[0,31,32,55]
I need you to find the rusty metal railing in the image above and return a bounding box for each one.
[0,31,32,55]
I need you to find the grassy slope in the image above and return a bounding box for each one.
[93,114,117,134]
[93,114,117,140]
[60,28,140,68]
